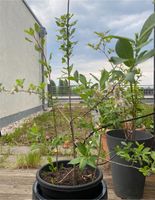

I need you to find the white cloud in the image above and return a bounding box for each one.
[52,57,154,86]
[139,59,153,85]
[26,0,68,27]
[108,11,150,34]
[51,57,111,83]
[26,0,153,86]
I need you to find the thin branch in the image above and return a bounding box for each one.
[99,159,140,170]
[58,168,74,184]
[71,82,118,123]
[84,112,155,142]
[93,134,102,180]
[3,88,41,95]
[57,107,70,124]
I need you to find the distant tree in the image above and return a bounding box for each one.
[48,80,57,107]
[49,80,57,96]
[58,79,64,96]
[63,80,69,95]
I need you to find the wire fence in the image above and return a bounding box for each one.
[48,84,154,97]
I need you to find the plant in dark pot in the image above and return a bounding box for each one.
[24,1,109,199]
[96,12,155,199]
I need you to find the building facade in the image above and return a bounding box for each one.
[0,0,46,128]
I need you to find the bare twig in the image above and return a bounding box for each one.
[58,168,74,184]
[99,159,140,170]
[57,107,70,124]
[3,88,41,95]
[93,134,102,180]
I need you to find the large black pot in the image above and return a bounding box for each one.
[106,129,153,199]
[33,160,108,199]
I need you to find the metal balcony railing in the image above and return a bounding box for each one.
[48,84,154,97]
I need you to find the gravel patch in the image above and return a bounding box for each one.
[1,109,51,136]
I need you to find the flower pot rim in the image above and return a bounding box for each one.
[36,160,103,191]
[106,129,154,141]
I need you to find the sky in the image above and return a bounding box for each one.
[26,0,154,85]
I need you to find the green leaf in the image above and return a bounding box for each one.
[15,79,25,88]
[39,59,48,67]
[80,74,87,86]
[35,44,41,52]
[125,71,135,83]
[39,82,46,90]
[51,136,63,147]
[136,49,155,65]
[137,50,147,60]
[135,39,152,51]
[68,65,73,74]
[121,141,127,146]
[100,69,109,90]
[24,28,34,36]
[111,70,125,79]
[139,13,155,44]
[28,83,36,91]
[41,38,45,47]
[151,166,155,173]
[62,57,66,64]
[77,143,87,156]
[79,158,87,170]
[90,73,99,82]
[91,83,98,89]
[109,56,127,65]
[68,76,75,81]
[87,156,96,168]
[25,37,33,43]
[34,23,40,33]
[116,39,134,59]
[68,157,81,165]
[151,152,155,160]
[102,35,134,43]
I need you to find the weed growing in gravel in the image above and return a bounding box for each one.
[16,150,42,169]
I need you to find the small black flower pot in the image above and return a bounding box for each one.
[106,129,153,199]
[33,160,108,200]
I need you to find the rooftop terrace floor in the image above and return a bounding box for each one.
[0,167,155,200]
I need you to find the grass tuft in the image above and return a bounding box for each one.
[16,150,42,168]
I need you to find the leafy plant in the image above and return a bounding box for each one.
[1,0,155,188]
[115,141,155,176]
[88,13,155,138]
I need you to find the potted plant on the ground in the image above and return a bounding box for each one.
[92,12,155,199]
[24,1,110,199]
[2,1,155,199]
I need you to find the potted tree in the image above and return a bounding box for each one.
[2,1,155,199]
[24,1,109,199]
[99,12,155,199]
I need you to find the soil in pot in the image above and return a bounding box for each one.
[106,129,154,199]
[35,160,108,199]
[40,166,95,186]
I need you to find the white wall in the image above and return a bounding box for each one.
[0,0,43,119]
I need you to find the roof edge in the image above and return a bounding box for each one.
[22,0,44,28]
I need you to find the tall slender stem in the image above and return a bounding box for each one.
[130,82,136,131]
[66,0,76,185]
[35,33,59,168]
[50,94,59,168]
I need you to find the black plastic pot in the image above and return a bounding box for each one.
[106,129,153,199]
[33,160,108,199]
